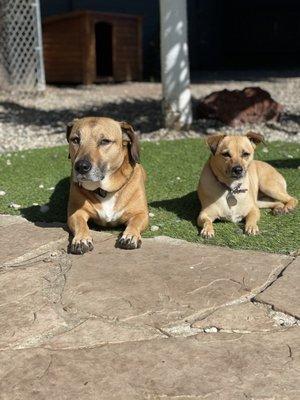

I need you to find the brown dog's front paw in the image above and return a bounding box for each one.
[70,236,94,254]
[245,224,259,236]
[200,226,215,239]
[117,233,141,250]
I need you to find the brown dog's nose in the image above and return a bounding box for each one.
[75,159,92,174]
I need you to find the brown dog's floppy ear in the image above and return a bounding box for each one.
[66,122,73,142]
[206,134,226,155]
[66,118,78,141]
[66,119,78,159]
[66,118,79,142]
[120,121,140,165]
[246,131,265,146]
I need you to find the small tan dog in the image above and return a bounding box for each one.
[67,117,149,254]
[197,132,298,238]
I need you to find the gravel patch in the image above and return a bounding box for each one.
[0,74,300,153]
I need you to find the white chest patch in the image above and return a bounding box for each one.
[96,192,123,225]
[221,208,244,223]
[219,191,248,223]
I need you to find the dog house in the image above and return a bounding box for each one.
[42,11,142,84]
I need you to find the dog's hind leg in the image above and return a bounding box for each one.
[258,184,298,215]
[257,163,298,214]
[257,199,284,209]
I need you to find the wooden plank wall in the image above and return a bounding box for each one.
[43,16,84,82]
[43,12,142,83]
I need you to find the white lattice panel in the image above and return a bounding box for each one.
[0,0,45,91]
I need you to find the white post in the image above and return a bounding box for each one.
[159,0,192,130]
[34,0,46,91]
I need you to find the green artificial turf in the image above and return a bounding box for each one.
[0,139,299,254]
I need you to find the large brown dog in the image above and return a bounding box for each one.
[67,117,149,254]
[197,132,298,238]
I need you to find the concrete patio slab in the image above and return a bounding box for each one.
[0,329,299,400]
[256,256,300,319]
[0,215,299,399]
[0,215,66,264]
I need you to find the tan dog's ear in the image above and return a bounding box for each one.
[206,134,226,155]
[120,121,140,165]
[246,131,265,147]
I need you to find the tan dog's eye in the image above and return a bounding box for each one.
[242,151,250,158]
[71,137,80,145]
[221,151,231,158]
[99,139,112,146]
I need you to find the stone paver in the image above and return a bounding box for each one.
[1,329,299,400]
[256,257,300,319]
[192,302,281,333]
[0,215,299,399]
[0,215,65,264]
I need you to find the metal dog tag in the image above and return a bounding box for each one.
[226,192,237,207]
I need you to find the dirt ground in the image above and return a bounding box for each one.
[1,71,300,153]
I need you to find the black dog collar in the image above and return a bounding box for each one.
[92,187,107,198]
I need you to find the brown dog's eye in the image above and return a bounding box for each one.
[99,139,111,146]
[242,151,250,157]
[71,137,80,145]
[221,151,231,158]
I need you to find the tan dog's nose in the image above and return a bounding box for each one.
[231,165,243,178]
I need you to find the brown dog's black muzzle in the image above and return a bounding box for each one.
[75,158,92,174]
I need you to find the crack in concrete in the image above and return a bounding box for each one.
[287,344,293,360]
[0,333,169,352]
[186,278,239,295]
[252,298,300,326]
[146,391,223,399]
[0,317,88,351]
[161,257,296,337]
[0,238,66,271]
[253,256,296,294]
[36,354,53,380]
[42,251,72,307]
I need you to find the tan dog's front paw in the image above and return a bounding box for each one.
[70,236,94,254]
[245,224,259,236]
[200,226,215,239]
[117,233,141,250]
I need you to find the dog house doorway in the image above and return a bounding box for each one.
[95,22,113,80]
